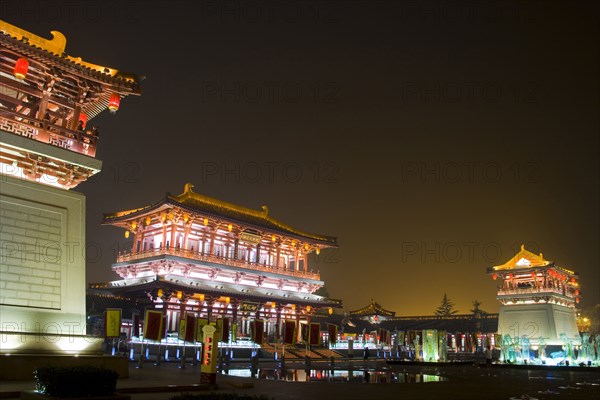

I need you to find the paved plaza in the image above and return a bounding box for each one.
[1,359,598,400]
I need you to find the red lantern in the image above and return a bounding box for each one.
[108,93,120,112]
[571,277,576,283]
[492,274,497,280]
[576,298,580,304]
[531,272,536,278]
[14,57,29,80]
[78,113,88,129]
[508,274,513,279]
[575,290,580,295]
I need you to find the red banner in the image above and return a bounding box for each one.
[309,323,320,346]
[132,313,140,337]
[251,320,264,344]
[301,323,309,342]
[143,310,163,341]
[283,321,296,345]
[184,314,196,343]
[327,324,338,344]
[220,317,230,343]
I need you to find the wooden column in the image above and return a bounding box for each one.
[275,242,281,269]
[170,222,177,249]
[209,230,215,255]
[161,224,167,248]
[182,225,190,251]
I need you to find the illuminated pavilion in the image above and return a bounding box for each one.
[348,299,396,324]
[488,245,581,346]
[0,20,140,377]
[93,183,342,343]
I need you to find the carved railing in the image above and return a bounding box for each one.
[497,287,571,297]
[0,109,98,157]
[117,247,321,280]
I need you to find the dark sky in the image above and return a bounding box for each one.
[5,0,598,316]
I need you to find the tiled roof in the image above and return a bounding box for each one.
[349,300,395,317]
[103,183,337,246]
[91,275,343,309]
[0,28,142,90]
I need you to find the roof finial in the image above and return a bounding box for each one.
[521,243,525,250]
[183,183,194,194]
[540,252,543,259]
[261,205,269,215]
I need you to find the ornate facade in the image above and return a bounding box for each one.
[488,245,581,345]
[94,183,341,341]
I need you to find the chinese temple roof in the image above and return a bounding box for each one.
[493,244,552,270]
[348,299,395,317]
[90,275,342,309]
[314,313,499,334]
[490,244,577,276]
[0,20,142,90]
[103,183,338,246]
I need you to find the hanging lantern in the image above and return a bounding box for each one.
[576,297,580,304]
[328,307,333,315]
[306,305,311,312]
[131,221,137,230]
[271,302,276,309]
[291,304,296,310]
[176,291,183,299]
[575,289,580,296]
[203,218,209,226]
[531,271,536,278]
[78,113,88,129]
[157,288,164,298]
[14,57,29,80]
[571,277,576,283]
[492,273,497,280]
[145,216,151,226]
[316,248,320,255]
[198,293,205,302]
[108,93,121,113]
[124,230,130,238]
[225,296,231,304]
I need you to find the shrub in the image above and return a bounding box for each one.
[171,394,272,400]
[34,365,119,398]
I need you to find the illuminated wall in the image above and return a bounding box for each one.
[497,303,580,346]
[0,175,90,353]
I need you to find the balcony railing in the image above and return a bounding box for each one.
[117,247,321,281]
[497,287,571,297]
[0,109,98,157]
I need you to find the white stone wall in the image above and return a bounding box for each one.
[497,303,581,345]
[1,200,63,309]
[0,175,87,340]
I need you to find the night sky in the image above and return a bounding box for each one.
[4,1,598,316]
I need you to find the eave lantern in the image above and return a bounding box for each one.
[108,93,121,113]
[78,113,88,129]
[14,57,29,80]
